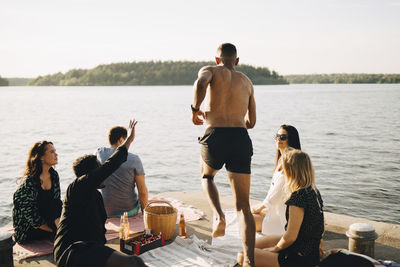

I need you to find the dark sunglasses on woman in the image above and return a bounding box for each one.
[275,134,288,141]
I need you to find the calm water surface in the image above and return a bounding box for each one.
[0,84,399,226]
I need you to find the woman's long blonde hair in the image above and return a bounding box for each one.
[282,149,315,194]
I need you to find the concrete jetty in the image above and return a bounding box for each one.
[13,191,400,266]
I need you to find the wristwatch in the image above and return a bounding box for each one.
[191,104,199,113]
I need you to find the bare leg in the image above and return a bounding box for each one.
[255,235,281,249]
[228,171,255,267]
[237,249,279,267]
[106,251,147,267]
[238,235,281,266]
[237,251,244,266]
[253,213,263,232]
[201,160,226,237]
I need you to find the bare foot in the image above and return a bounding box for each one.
[212,217,226,238]
[236,251,244,266]
[241,261,252,267]
[238,252,254,267]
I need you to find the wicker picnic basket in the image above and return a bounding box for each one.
[144,200,177,240]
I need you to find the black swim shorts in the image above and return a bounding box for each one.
[198,127,253,174]
[56,241,115,267]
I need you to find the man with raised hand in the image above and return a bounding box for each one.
[54,120,147,267]
[96,125,148,218]
[191,43,256,267]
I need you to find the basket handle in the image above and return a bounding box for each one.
[145,200,175,209]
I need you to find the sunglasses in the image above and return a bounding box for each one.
[275,134,288,141]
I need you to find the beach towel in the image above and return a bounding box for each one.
[131,208,238,266]
[13,239,54,260]
[211,209,242,251]
[105,213,146,240]
[0,225,54,260]
[140,235,238,267]
[150,197,205,223]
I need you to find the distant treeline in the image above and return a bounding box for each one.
[6,68,400,87]
[0,76,9,86]
[5,78,32,86]
[284,74,400,84]
[28,61,288,86]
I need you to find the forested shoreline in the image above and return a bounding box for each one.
[285,74,400,84]
[27,61,288,86]
[4,78,30,86]
[0,76,9,86]
[2,62,400,86]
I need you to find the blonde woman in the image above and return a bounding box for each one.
[252,125,301,235]
[239,150,324,267]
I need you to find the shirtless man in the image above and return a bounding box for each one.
[191,43,256,267]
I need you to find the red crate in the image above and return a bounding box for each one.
[120,231,165,255]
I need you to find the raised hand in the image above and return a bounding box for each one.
[123,119,138,150]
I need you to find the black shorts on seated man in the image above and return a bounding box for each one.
[53,120,147,267]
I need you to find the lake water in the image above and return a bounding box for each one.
[0,84,399,227]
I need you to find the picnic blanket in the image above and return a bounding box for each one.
[105,213,146,240]
[0,225,54,260]
[1,197,204,260]
[138,209,241,266]
[211,209,263,250]
[140,235,238,267]
[211,209,242,250]
[150,197,205,223]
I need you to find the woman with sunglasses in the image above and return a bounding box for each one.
[239,150,324,267]
[252,125,301,235]
[12,141,62,244]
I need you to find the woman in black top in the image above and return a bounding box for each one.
[238,149,324,267]
[13,141,62,243]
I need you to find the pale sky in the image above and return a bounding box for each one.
[1,0,399,77]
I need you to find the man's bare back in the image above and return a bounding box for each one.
[192,63,256,129]
[200,65,255,129]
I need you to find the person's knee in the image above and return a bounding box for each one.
[202,174,214,180]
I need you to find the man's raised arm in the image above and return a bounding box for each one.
[120,119,137,150]
[191,67,213,125]
[80,120,138,189]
